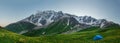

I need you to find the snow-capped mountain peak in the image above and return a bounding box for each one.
[21,10,65,26]
[21,10,112,28]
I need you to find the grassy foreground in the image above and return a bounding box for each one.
[0,26,120,43]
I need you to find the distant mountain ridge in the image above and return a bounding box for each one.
[5,10,115,36]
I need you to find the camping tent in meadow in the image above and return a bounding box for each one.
[93,35,103,40]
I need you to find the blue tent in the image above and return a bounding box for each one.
[93,35,103,40]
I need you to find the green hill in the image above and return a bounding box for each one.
[0,24,120,43]
[5,21,36,33]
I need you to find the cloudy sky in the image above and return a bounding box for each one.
[0,0,120,27]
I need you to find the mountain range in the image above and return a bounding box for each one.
[0,10,119,43]
[5,10,116,36]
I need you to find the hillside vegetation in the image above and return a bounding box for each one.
[0,24,120,43]
[5,22,36,33]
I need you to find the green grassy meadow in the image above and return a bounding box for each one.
[0,24,120,43]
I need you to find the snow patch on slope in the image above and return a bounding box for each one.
[74,16,81,23]
[67,19,70,26]
[36,17,42,26]
[46,14,54,25]
[100,22,105,28]
[19,30,28,34]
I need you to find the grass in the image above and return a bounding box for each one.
[0,25,120,43]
